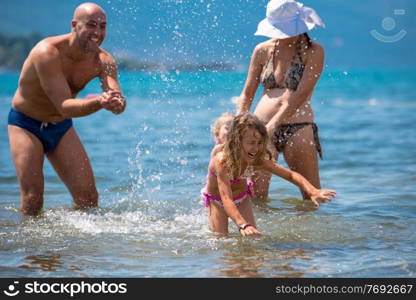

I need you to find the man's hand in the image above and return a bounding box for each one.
[100,90,126,114]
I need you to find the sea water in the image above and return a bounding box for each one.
[0,69,415,277]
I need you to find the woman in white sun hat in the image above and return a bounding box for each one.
[236,0,328,205]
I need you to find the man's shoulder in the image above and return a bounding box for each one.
[98,48,116,64]
[31,34,68,58]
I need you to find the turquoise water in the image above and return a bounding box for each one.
[0,69,415,277]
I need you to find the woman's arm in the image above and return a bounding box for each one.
[266,43,324,133]
[260,159,336,206]
[236,44,265,114]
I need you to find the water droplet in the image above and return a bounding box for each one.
[368,98,377,106]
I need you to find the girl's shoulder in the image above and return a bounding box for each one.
[210,144,222,158]
[211,147,225,165]
[209,150,228,177]
[213,150,225,163]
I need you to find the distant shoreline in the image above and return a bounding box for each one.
[0,61,238,73]
[115,57,236,72]
[0,32,237,72]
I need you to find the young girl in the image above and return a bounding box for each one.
[208,112,234,164]
[201,114,336,236]
[211,112,233,145]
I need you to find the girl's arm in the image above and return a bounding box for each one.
[260,159,336,207]
[236,44,265,114]
[265,44,324,134]
[214,159,261,236]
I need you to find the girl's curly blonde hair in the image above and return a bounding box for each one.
[220,114,269,179]
[211,112,234,142]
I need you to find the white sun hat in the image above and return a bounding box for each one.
[254,0,325,39]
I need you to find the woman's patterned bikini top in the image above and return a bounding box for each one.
[260,35,306,91]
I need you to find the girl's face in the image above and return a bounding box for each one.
[240,128,264,163]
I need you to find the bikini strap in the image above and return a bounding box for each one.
[229,178,244,184]
[295,34,306,65]
[209,167,250,184]
[271,39,279,69]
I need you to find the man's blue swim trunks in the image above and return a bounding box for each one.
[8,108,73,153]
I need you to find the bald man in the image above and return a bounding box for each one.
[7,2,126,215]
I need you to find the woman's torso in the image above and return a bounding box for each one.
[253,35,317,124]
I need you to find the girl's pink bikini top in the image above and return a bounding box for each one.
[208,168,246,184]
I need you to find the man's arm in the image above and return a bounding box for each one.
[33,42,103,118]
[98,52,126,114]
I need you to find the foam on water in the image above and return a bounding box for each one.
[1,189,415,277]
